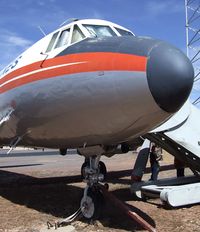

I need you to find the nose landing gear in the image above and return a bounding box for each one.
[80,155,106,220]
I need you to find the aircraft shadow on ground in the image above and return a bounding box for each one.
[106,164,175,185]
[0,169,156,231]
[0,163,43,169]
[101,187,156,230]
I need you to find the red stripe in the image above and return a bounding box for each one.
[0,52,147,94]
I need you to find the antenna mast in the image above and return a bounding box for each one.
[38,25,46,36]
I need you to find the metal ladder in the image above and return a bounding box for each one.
[145,132,200,173]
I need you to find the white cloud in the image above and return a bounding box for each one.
[92,10,105,19]
[38,0,45,6]
[146,0,184,16]
[6,35,32,48]
[0,30,33,70]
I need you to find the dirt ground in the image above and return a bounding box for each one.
[0,149,199,232]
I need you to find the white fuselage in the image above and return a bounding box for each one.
[0,19,194,149]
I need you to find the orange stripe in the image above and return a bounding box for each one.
[0,52,147,94]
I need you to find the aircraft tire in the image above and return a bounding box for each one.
[81,161,89,179]
[81,187,103,220]
[99,161,107,180]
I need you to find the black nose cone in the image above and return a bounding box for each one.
[147,42,194,113]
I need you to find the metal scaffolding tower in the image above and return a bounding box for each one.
[185,0,200,105]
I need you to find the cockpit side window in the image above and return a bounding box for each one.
[83,25,117,38]
[71,25,85,44]
[55,28,70,48]
[115,27,133,36]
[46,31,59,52]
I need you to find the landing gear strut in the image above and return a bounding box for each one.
[81,158,107,180]
[80,155,105,219]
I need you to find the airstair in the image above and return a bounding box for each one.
[131,102,200,207]
[146,104,200,173]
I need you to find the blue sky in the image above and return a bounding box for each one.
[0,0,199,104]
[0,0,186,68]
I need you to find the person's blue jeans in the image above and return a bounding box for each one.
[150,163,160,181]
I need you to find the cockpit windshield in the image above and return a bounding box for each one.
[71,25,85,43]
[45,20,134,53]
[115,27,133,36]
[83,25,117,38]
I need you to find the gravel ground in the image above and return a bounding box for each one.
[0,149,199,232]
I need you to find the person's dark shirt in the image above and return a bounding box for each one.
[150,151,159,166]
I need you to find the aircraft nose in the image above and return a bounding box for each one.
[146,42,194,113]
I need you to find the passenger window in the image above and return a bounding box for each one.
[84,25,117,38]
[115,27,133,36]
[71,25,85,43]
[46,31,59,52]
[55,28,70,48]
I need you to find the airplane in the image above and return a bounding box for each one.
[0,19,195,219]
